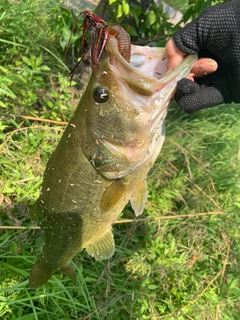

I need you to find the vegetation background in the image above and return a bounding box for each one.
[0,0,239,319]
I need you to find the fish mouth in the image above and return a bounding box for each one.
[106,37,197,94]
[106,37,162,96]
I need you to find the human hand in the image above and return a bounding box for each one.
[166,39,218,81]
[166,1,240,113]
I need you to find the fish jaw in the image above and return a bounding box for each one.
[81,37,197,179]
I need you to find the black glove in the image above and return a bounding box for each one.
[173,0,240,113]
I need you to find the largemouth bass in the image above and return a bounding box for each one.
[29,36,197,288]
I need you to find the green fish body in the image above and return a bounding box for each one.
[29,37,197,288]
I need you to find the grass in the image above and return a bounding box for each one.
[1,0,240,319]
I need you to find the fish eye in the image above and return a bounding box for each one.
[93,88,109,103]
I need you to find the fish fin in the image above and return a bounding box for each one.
[60,264,76,282]
[86,228,115,260]
[130,180,148,216]
[29,260,53,289]
[29,260,76,289]
[100,179,127,212]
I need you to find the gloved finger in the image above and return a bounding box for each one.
[175,78,201,101]
[176,85,224,114]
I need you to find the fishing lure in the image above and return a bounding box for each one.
[68,10,130,77]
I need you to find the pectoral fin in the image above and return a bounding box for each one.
[86,228,115,260]
[100,179,128,213]
[130,180,148,216]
